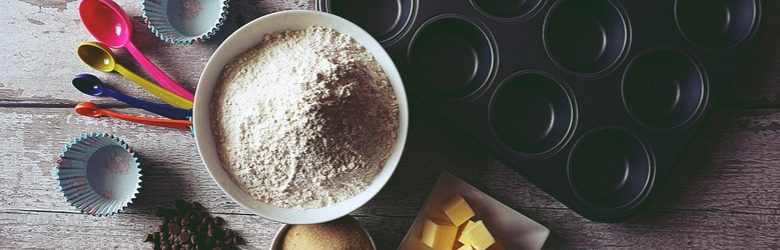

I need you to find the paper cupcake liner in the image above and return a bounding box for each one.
[53,132,142,216]
[141,0,230,45]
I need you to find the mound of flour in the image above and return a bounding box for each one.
[211,26,399,209]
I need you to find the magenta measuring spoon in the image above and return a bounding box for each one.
[78,0,195,101]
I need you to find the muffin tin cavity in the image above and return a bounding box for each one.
[471,0,542,19]
[568,128,652,208]
[623,49,705,128]
[319,0,415,43]
[491,72,574,155]
[409,16,495,98]
[675,0,759,49]
[544,0,628,75]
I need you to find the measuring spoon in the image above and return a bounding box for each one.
[78,0,194,100]
[75,102,192,131]
[77,42,193,110]
[73,74,193,120]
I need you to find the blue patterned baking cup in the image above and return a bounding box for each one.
[54,132,142,216]
[141,0,230,45]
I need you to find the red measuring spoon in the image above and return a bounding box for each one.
[78,0,195,101]
[75,102,193,131]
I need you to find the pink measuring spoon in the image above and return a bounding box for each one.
[78,0,195,101]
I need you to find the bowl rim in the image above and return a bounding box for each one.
[268,216,377,250]
[193,10,409,224]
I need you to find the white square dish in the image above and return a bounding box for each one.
[398,172,550,250]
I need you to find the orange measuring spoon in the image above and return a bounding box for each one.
[75,102,192,131]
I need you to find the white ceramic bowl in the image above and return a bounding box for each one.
[194,10,409,224]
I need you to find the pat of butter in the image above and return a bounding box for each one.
[441,195,475,226]
[421,218,458,250]
[459,220,495,250]
[457,220,475,245]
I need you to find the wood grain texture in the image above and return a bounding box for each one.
[0,0,313,106]
[1,107,780,249]
[0,0,778,107]
[1,0,780,249]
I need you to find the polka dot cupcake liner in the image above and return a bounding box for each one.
[53,132,142,216]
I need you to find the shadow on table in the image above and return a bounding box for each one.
[126,151,191,213]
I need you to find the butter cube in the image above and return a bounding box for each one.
[459,220,495,250]
[421,218,457,250]
[441,195,475,226]
[457,220,476,245]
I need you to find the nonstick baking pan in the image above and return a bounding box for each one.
[317,0,763,222]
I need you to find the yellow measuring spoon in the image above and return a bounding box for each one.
[76,42,193,109]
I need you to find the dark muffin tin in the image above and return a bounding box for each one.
[317,0,763,221]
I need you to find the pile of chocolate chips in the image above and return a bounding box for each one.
[143,200,245,250]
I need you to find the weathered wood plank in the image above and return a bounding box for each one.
[0,210,282,249]
[0,0,778,107]
[1,107,780,249]
[0,0,313,106]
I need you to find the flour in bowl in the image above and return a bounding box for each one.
[211,26,399,209]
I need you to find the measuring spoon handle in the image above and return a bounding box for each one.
[96,107,193,131]
[114,64,193,109]
[103,88,192,120]
[124,42,195,101]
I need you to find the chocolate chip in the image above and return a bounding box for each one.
[146,201,244,249]
[201,216,212,225]
[214,216,225,226]
[169,224,180,234]
[180,230,191,241]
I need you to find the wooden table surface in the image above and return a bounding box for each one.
[2,0,779,249]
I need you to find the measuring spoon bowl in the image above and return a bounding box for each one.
[78,0,131,48]
[74,102,107,118]
[72,74,106,96]
[77,42,116,73]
